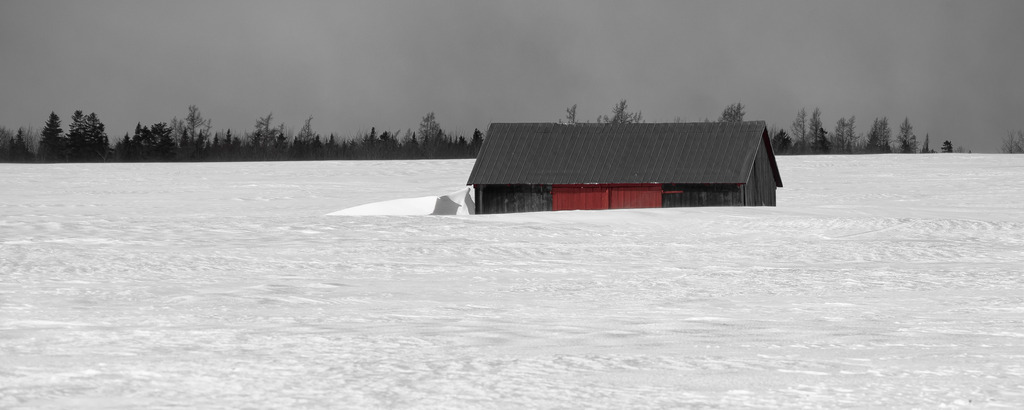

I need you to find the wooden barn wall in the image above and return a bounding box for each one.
[477,184,552,214]
[661,184,743,207]
[742,140,777,206]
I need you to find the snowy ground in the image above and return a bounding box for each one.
[1,155,1023,408]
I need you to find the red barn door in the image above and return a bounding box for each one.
[608,184,661,209]
[552,184,661,211]
[552,185,609,211]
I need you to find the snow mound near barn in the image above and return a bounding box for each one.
[327,187,474,216]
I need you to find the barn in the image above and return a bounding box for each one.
[466,121,782,214]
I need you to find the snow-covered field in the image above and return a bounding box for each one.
[2,155,1023,408]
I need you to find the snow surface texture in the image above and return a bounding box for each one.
[1,155,1023,408]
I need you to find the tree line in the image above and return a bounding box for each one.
[0,107,482,163]
[566,100,979,155]
[5,101,1015,163]
[767,106,970,155]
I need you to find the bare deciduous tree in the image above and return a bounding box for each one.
[718,102,745,123]
[185,105,212,141]
[808,107,829,153]
[419,112,441,143]
[832,117,849,154]
[790,108,807,152]
[250,112,277,148]
[564,104,577,124]
[296,116,315,142]
[1001,130,1024,153]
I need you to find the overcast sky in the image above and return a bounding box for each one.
[2,0,1022,152]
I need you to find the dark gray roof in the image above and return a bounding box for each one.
[467,121,782,186]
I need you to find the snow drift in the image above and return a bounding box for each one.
[327,186,475,216]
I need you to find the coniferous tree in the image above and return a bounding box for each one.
[310,134,323,159]
[921,133,931,153]
[401,130,418,158]
[381,130,397,154]
[8,128,34,162]
[273,125,288,156]
[113,132,131,161]
[941,140,953,153]
[866,118,884,153]
[897,117,917,153]
[471,128,484,150]
[326,133,339,158]
[84,112,109,161]
[771,129,792,154]
[3,127,16,161]
[878,117,892,153]
[812,127,830,154]
[0,127,11,160]
[65,111,89,161]
[867,117,893,153]
[131,123,155,161]
[61,110,110,161]
[121,124,140,161]
[221,129,239,160]
[39,112,65,162]
[600,99,643,124]
[171,117,189,160]
[865,120,879,153]
[151,122,176,161]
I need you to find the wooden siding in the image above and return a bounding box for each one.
[476,184,551,214]
[477,176,772,213]
[661,184,744,207]
[741,130,777,206]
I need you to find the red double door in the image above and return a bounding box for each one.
[551,184,661,211]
